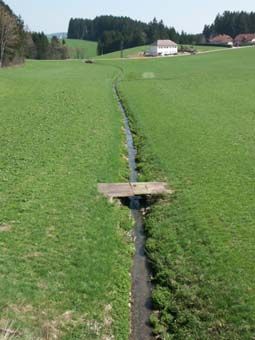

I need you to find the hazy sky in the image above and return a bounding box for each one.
[5,0,255,34]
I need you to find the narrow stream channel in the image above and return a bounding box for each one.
[114,85,153,340]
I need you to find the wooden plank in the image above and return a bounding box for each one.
[98,182,172,199]
[98,183,133,198]
[131,182,170,195]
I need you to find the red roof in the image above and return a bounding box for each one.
[234,33,255,43]
[152,40,177,47]
[210,34,233,44]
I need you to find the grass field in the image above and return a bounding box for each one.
[113,48,255,338]
[180,44,229,52]
[0,60,132,339]
[1,45,255,339]
[66,39,98,59]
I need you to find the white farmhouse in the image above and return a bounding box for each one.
[149,40,178,56]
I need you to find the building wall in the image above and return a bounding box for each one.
[149,45,178,56]
[158,46,178,55]
[149,46,158,55]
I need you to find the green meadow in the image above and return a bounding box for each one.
[66,39,98,59]
[114,47,255,338]
[98,45,148,59]
[181,44,229,52]
[0,60,132,339]
[1,46,255,339]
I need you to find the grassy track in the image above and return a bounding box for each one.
[113,48,255,338]
[66,39,98,59]
[0,60,132,339]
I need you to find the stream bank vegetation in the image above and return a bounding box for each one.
[114,47,255,339]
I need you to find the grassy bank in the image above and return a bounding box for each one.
[0,60,132,339]
[114,48,255,338]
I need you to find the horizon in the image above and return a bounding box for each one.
[4,0,255,35]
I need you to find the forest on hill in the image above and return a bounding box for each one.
[67,16,203,54]
[68,12,255,54]
[203,11,255,39]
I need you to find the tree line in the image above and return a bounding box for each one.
[0,1,69,67]
[68,16,203,55]
[0,0,25,67]
[25,32,68,60]
[203,11,255,40]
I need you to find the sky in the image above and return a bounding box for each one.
[5,0,255,34]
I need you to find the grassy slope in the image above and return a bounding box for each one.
[97,45,148,59]
[114,48,255,338]
[97,44,227,59]
[66,39,97,59]
[181,44,229,52]
[0,60,132,339]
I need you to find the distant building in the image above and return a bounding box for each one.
[209,34,233,46]
[149,40,178,56]
[234,33,255,46]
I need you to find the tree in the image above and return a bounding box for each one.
[31,32,49,59]
[67,14,208,55]
[203,25,213,41]
[24,31,36,58]
[0,5,19,67]
[205,11,255,39]
[97,39,103,55]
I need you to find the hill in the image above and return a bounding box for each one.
[68,15,202,55]
[66,39,97,59]
[97,45,148,59]
[97,44,228,59]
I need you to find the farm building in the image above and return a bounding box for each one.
[234,33,255,46]
[149,40,178,56]
[209,34,233,46]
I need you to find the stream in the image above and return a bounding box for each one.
[114,84,153,340]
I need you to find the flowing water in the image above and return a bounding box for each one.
[114,85,153,340]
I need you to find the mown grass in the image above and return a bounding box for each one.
[113,48,255,338]
[0,60,132,339]
[66,39,98,59]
